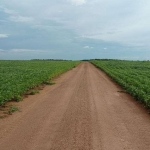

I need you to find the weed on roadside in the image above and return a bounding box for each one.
[26,89,39,95]
[0,115,7,119]
[7,105,20,115]
[44,81,55,85]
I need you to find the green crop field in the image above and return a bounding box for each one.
[91,59,150,108]
[0,60,80,106]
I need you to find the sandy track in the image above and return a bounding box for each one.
[0,62,150,150]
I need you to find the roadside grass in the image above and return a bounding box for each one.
[13,95,23,102]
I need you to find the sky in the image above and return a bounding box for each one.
[0,0,150,60]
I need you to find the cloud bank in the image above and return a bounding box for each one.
[0,0,150,60]
[71,0,86,5]
[0,34,9,38]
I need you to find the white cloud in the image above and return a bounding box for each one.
[84,46,90,49]
[0,49,5,52]
[60,0,150,47]
[9,16,33,22]
[0,49,46,53]
[0,6,15,14]
[33,24,59,32]
[103,48,107,50]
[0,6,34,23]
[71,0,86,5]
[3,7,17,15]
[83,46,93,49]
[0,34,9,38]
[10,49,43,53]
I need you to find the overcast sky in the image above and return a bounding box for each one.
[0,0,150,60]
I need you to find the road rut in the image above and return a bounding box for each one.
[0,62,150,150]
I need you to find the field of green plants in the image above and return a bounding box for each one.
[0,60,79,106]
[91,59,150,108]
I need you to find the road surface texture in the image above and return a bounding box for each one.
[0,62,150,150]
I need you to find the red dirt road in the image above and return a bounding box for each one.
[0,62,150,150]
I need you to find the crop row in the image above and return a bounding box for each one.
[0,60,80,105]
[91,59,150,108]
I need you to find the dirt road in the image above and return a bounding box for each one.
[0,62,150,150]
